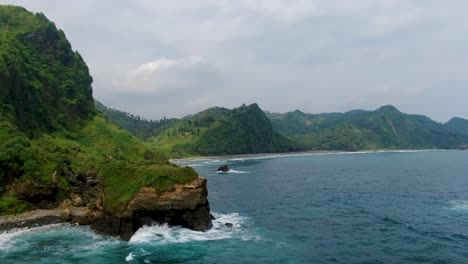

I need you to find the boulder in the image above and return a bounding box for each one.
[217,165,230,172]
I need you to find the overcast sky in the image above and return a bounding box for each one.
[2,0,468,122]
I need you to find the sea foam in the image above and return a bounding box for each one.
[129,212,256,245]
[448,200,468,211]
[217,169,249,174]
[0,224,63,249]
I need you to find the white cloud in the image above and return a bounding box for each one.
[3,0,468,121]
[133,56,204,75]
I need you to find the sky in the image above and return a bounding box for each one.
[1,0,468,122]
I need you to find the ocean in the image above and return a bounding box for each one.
[1,150,468,263]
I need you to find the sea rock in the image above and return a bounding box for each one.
[217,165,230,172]
[91,177,213,240]
[225,222,233,228]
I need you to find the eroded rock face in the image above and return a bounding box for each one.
[92,177,213,240]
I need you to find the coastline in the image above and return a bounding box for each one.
[170,149,448,164]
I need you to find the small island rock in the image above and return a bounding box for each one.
[217,165,230,172]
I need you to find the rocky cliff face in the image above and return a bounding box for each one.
[91,177,212,240]
[0,177,213,241]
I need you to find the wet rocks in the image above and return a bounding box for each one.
[217,165,230,172]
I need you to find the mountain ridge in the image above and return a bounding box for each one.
[268,105,468,150]
[98,102,468,155]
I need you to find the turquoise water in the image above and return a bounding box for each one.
[2,150,468,263]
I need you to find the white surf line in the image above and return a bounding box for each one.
[171,149,449,165]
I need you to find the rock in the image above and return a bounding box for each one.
[0,177,213,242]
[76,173,87,183]
[92,177,213,240]
[0,210,62,231]
[217,165,230,172]
[225,223,233,228]
[95,197,104,211]
[70,193,84,207]
[61,208,71,222]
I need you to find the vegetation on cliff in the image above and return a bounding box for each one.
[267,105,468,150]
[0,5,197,216]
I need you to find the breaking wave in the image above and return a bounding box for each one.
[217,169,249,174]
[129,212,258,245]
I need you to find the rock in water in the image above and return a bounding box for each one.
[217,165,230,172]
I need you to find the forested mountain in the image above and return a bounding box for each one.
[267,105,468,150]
[445,117,468,136]
[147,104,299,157]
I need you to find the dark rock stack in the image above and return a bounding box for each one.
[217,165,230,172]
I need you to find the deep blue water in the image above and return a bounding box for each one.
[1,150,468,263]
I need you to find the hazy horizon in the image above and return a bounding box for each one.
[2,0,468,122]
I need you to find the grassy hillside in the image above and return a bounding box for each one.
[268,105,468,150]
[0,5,196,216]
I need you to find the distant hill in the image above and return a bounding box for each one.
[267,105,468,150]
[100,102,468,154]
[147,104,299,157]
[95,100,178,140]
[98,103,299,157]
[445,117,468,136]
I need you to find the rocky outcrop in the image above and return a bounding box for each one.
[91,177,213,240]
[0,177,213,241]
[217,165,230,172]
[0,202,100,232]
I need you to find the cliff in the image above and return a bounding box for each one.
[92,177,212,240]
[0,5,212,238]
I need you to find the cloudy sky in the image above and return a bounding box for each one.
[2,0,468,122]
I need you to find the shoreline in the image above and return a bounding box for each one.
[170,149,450,164]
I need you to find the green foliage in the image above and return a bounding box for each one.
[268,105,468,150]
[0,5,95,135]
[0,135,38,192]
[0,196,29,215]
